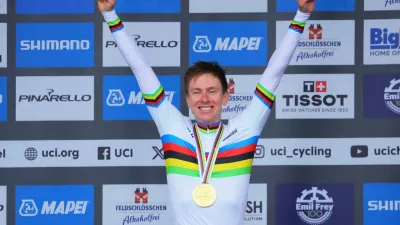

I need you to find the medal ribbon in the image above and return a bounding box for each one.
[193,123,224,184]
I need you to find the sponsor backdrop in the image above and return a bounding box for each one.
[0,0,399,225]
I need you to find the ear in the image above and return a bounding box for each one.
[222,91,229,106]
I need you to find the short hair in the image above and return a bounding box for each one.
[184,60,228,95]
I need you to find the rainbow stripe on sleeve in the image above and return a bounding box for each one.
[254,83,275,109]
[289,20,306,33]
[142,85,166,108]
[107,17,124,33]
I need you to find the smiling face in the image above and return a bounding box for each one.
[186,73,229,124]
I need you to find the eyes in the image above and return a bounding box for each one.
[191,89,218,95]
[208,89,217,94]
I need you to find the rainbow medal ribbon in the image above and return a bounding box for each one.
[192,123,224,208]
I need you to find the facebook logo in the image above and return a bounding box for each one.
[0,76,6,121]
[115,0,180,13]
[103,75,180,120]
[276,0,354,12]
[16,23,94,68]
[98,147,111,160]
[190,21,267,66]
[97,146,134,160]
[16,0,93,14]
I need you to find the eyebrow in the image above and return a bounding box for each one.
[190,87,219,92]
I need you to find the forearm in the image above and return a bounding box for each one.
[258,9,311,94]
[102,9,160,94]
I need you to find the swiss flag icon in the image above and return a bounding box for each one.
[315,81,327,92]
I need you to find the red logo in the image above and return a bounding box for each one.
[315,81,327,92]
[309,24,323,40]
[228,78,235,94]
[134,188,148,204]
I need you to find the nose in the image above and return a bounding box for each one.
[200,92,210,102]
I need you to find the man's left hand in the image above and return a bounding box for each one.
[298,0,315,13]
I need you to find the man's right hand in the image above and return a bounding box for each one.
[98,0,116,12]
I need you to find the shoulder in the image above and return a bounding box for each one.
[221,116,261,144]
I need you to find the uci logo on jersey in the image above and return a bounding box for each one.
[16,23,94,68]
[15,185,94,225]
[189,21,268,66]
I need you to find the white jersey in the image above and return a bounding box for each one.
[102,9,310,225]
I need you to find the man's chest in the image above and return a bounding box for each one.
[163,123,258,163]
[170,122,251,147]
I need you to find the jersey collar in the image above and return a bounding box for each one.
[195,120,221,134]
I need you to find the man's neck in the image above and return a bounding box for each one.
[194,119,222,134]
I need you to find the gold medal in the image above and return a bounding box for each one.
[192,183,217,207]
[191,123,224,207]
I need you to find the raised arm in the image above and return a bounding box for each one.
[232,0,314,132]
[99,0,184,135]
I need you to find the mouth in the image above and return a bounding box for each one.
[198,106,213,112]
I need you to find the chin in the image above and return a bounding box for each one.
[192,108,221,123]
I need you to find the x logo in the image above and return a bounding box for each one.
[152,146,164,160]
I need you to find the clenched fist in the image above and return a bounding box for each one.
[98,0,116,12]
[298,0,315,13]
